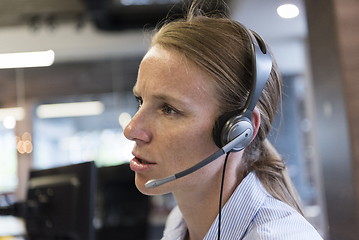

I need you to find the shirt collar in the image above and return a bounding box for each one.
[204,171,269,239]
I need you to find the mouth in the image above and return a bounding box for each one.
[137,157,155,165]
[133,153,156,165]
[130,154,156,172]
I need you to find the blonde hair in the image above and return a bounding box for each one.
[150,3,303,214]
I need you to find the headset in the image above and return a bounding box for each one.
[145,24,273,189]
[212,24,273,152]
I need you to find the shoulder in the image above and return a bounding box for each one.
[244,196,323,240]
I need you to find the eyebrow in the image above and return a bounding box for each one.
[155,94,186,105]
[132,86,189,106]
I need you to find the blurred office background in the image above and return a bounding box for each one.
[0,0,358,239]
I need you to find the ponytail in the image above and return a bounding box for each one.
[244,138,304,215]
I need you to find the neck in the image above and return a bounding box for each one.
[173,153,244,240]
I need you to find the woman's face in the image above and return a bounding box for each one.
[124,45,223,195]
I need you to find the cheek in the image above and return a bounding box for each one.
[163,122,218,167]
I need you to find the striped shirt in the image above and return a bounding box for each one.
[162,172,323,240]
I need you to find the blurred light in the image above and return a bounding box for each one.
[0,107,25,121]
[119,112,132,129]
[3,116,16,129]
[277,4,300,19]
[304,205,321,218]
[36,101,104,119]
[22,132,32,141]
[23,140,33,154]
[16,132,33,154]
[0,50,55,69]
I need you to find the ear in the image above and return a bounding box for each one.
[251,107,261,141]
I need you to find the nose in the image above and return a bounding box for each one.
[124,110,152,143]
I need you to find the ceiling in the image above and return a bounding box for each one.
[0,0,307,73]
[0,0,85,27]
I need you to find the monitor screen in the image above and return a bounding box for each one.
[96,163,150,240]
[25,161,96,240]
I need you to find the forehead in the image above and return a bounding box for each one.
[140,45,199,82]
[135,45,218,102]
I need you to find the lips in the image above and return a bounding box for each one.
[129,154,156,172]
[137,157,154,165]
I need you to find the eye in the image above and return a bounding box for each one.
[161,104,177,115]
[135,96,143,109]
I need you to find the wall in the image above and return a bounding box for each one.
[0,58,141,106]
[305,0,359,239]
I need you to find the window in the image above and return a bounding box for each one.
[0,126,18,193]
[32,93,136,169]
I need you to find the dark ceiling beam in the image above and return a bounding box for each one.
[0,57,141,107]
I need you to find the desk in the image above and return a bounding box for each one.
[0,216,25,239]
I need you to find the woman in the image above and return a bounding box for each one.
[124,2,323,240]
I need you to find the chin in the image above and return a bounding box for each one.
[134,174,170,196]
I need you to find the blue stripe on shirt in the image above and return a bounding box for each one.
[162,172,323,240]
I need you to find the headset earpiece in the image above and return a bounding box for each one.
[212,25,273,152]
[213,112,254,152]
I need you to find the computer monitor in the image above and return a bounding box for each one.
[96,163,150,240]
[25,161,96,240]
